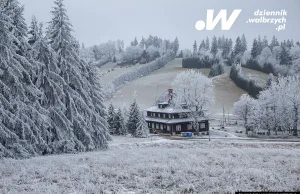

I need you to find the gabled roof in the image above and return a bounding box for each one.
[146,89,189,113]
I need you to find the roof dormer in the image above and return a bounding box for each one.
[158,102,168,109]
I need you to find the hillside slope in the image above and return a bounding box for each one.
[107,59,246,115]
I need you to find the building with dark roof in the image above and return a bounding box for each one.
[145,89,209,135]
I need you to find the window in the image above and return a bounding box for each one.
[158,113,160,118]
[156,124,159,129]
[179,113,187,118]
[163,114,166,118]
[152,123,155,128]
[187,124,192,130]
[172,115,175,119]
[176,125,181,131]
[160,124,163,130]
[167,125,171,131]
[148,123,151,127]
[169,114,171,118]
[200,123,206,129]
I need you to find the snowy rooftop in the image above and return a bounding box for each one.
[145,117,207,124]
[145,105,191,113]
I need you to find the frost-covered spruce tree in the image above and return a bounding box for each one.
[28,16,39,45]
[135,112,149,138]
[114,109,126,135]
[30,19,87,154]
[0,0,51,158]
[47,0,110,152]
[107,103,115,134]
[122,107,129,124]
[126,99,140,136]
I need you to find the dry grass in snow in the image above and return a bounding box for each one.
[1,139,300,194]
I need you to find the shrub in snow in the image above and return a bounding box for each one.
[209,61,225,77]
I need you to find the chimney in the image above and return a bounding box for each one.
[168,89,173,104]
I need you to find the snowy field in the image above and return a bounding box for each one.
[1,137,300,194]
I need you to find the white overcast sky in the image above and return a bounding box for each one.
[19,0,300,49]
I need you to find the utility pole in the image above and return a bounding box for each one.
[222,104,225,127]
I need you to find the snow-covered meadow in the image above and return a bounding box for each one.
[104,58,249,115]
[106,59,210,109]
[1,138,300,194]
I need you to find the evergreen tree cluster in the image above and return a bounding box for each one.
[193,35,237,59]
[185,34,246,70]
[245,35,299,76]
[187,35,299,76]
[0,0,110,158]
[86,36,179,66]
[107,100,148,138]
[107,104,126,135]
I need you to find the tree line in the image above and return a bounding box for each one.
[234,75,300,137]
[243,36,300,76]
[184,35,299,76]
[81,36,179,66]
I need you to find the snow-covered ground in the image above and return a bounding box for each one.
[1,137,299,194]
[105,58,243,116]
[212,73,246,114]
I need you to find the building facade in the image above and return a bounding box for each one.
[145,89,209,135]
